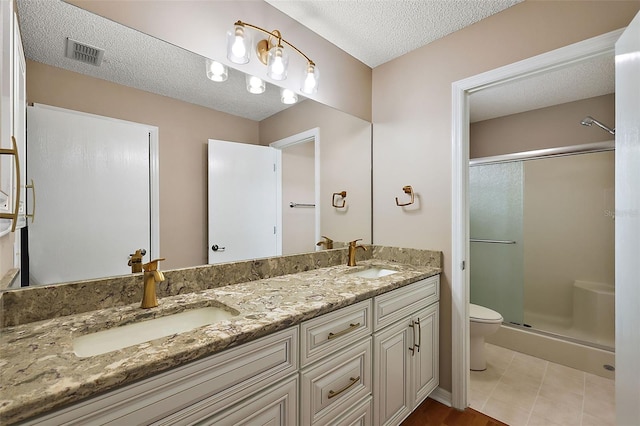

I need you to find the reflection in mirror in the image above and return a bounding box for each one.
[6,0,372,288]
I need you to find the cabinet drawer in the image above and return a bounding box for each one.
[331,395,372,426]
[193,375,298,426]
[300,299,372,366]
[300,337,372,425]
[373,275,439,331]
[25,328,298,426]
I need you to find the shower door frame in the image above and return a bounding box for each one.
[450,29,622,411]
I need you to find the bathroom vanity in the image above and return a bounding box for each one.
[0,246,441,425]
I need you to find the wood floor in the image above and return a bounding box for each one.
[401,398,508,426]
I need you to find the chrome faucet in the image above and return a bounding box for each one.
[141,258,165,309]
[316,235,334,250]
[347,239,367,266]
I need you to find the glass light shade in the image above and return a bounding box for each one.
[246,75,266,94]
[267,46,288,81]
[280,88,298,104]
[205,59,228,82]
[300,63,319,94]
[226,25,250,64]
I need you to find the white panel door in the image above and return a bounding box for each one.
[27,106,151,285]
[208,139,278,264]
[615,11,640,425]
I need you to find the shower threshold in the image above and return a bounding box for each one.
[503,321,614,352]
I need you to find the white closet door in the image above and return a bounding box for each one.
[208,139,278,264]
[27,105,151,285]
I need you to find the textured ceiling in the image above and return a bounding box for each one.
[16,0,614,124]
[470,53,615,122]
[16,0,296,122]
[265,0,524,68]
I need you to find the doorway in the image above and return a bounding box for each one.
[450,29,623,409]
[270,128,321,254]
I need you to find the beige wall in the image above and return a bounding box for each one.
[0,233,14,283]
[67,0,372,122]
[471,94,615,158]
[27,60,259,270]
[372,1,639,392]
[282,141,315,254]
[260,100,372,245]
[523,151,615,322]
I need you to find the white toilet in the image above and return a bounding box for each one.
[469,304,503,371]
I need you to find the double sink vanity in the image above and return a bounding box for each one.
[0,245,441,425]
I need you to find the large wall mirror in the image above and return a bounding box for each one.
[4,0,371,288]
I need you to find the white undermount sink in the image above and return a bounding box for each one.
[73,306,238,358]
[348,267,398,279]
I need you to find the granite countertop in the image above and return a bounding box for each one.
[0,259,440,425]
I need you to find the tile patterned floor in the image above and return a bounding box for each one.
[470,343,615,426]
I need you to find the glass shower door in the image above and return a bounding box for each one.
[469,162,524,325]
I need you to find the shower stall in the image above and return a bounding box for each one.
[469,146,615,353]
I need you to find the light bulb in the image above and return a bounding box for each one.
[272,56,285,76]
[267,46,288,81]
[231,36,246,58]
[280,88,298,104]
[246,75,265,94]
[301,63,319,94]
[206,59,228,82]
[227,24,250,64]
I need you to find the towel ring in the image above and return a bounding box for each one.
[395,185,414,207]
[332,191,347,208]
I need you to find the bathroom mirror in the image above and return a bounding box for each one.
[2,0,371,288]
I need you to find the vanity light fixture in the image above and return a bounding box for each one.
[280,88,298,104]
[227,20,319,95]
[205,59,228,82]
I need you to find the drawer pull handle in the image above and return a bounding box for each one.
[328,376,360,399]
[327,322,360,340]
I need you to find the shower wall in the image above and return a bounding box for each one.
[523,151,615,335]
[470,94,614,158]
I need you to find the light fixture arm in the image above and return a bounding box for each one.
[235,20,315,66]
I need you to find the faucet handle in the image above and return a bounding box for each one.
[349,239,363,246]
[143,258,166,272]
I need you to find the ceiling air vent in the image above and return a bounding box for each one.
[65,38,105,66]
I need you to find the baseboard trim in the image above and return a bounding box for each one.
[428,387,452,407]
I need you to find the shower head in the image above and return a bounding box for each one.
[580,116,615,135]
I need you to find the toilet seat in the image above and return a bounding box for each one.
[470,304,503,324]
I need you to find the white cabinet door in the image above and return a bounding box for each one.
[12,11,25,232]
[0,0,26,240]
[373,319,412,426]
[412,303,439,407]
[0,0,14,227]
[208,139,279,264]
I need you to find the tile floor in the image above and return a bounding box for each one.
[470,343,615,426]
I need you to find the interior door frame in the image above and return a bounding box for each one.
[28,103,160,261]
[450,29,622,409]
[270,127,320,253]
